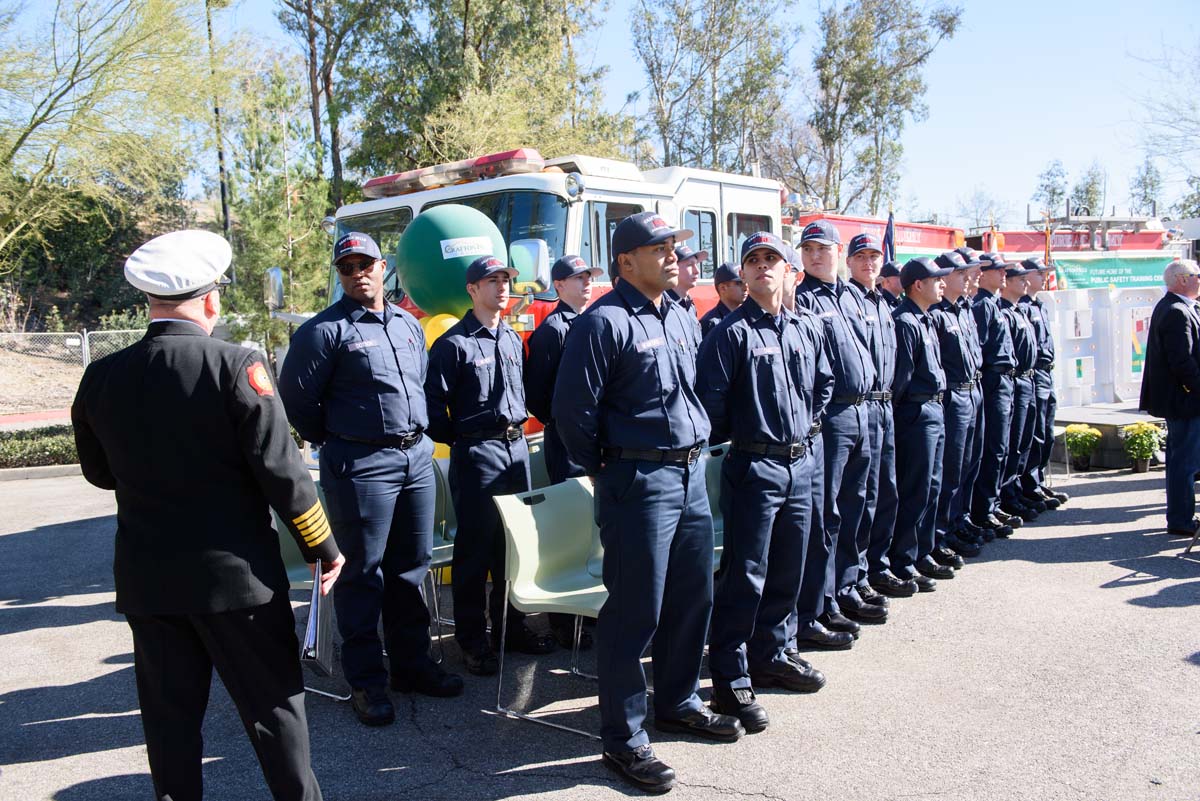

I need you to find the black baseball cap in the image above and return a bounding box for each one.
[954,246,982,267]
[935,251,969,272]
[1004,263,1031,279]
[333,231,382,264]
[783,245,801,271]
[880,261,902,278]
[977,251,1012,271]
[740,231,787,263]
[900,257,952,289]
[847,232,883,257]
[675,243,709,263]
[1020,257,1052,273]
[465,255,518,283]
[713,262,742,285]
[611,212,693,267]
[551,254,601,282]
[800,219,842,246]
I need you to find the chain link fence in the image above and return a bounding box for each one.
[0,330,143,415]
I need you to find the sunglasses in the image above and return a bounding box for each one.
[214,275,232,294]
[336,259,379,277]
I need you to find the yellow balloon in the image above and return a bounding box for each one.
[422,313,458,350]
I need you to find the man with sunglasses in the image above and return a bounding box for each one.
[280,232,464,729]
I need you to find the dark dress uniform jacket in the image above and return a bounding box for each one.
[72,321,339,615]
[1140,292,1200,419]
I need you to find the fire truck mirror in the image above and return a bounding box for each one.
[263,267,285,311]
[509,238,551,294]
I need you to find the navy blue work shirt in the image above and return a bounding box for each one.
[552,279,710,474]
[1021,295,1056,368]
[696,297,833,447]
[971,289,1017,371]
[850,278,897,391]
[892,297,947,402]
[424,310,527,444]
[932,296,982,384]
[700,302,733,338]
[279,295,428,444]
[524,301,577,424]
[879,288,901,309]
[999,296,1037,372]
[795,274,876,398]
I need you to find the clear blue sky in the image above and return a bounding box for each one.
[211,1,1200,227]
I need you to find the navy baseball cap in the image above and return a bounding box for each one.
[880,261,902,278]
[847,232,883,257]
[783,245,801,271]
[1021,257,1052,273]
[900,257,952,289]
[740,231,787,263]
[713,262,742,285]
[611,212,693,264]
[1004,263,1030,279]
[465,255,518,283]
[551,254,601,282]
[800,219,842,246]
[675,243,709,263]
[954,246,982,267]
[333,231,382,264]
[977,251,1011,271]
[934,251,969,272]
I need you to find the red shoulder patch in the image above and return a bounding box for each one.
[247,362,274,396]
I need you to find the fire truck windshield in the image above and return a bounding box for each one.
[331,190,568,303]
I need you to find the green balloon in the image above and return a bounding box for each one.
[396,204,507,316]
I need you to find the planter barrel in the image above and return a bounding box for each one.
[1132,457,1150,473]
[1071,454,1092,471]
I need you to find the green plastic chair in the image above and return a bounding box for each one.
[493,477,607,740]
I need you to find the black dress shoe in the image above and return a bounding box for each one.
[1041,486,1068,504]
[752,658,826,693]
[975,514,1013,536]
[603,745,676,793]
[916,556,955,580]
[795,623,854,650]
[1166,528,1199,538]
[992,510,1023,528]
[390,661,465,698]
[350,686,395,726]
[654,707,745,742]
[782,647,812,669]
[711,686,769,733]
[819,610,862,637]
[1025,491,1060,509]
[1001,502,1038,522]
[932,546,966,569]
[492,624,558,655]
[869,571,918,598]
[911,573,937,592]
[841,602,887,624]
[945,534,981,558]
[460,643,499,676]
[856,584,891,607]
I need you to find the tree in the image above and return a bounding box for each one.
[769,0,960,215]
[1129,156,1162,216]
[1138,44,1200,172]
[1173,175,1200,219]
[955,186,1013,231]
[1032,159,1068,216]
[1070,160,1106,216]
[630,0,789,172]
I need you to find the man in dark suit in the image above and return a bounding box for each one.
[1139,259,1200,537]
[72,230,344,801]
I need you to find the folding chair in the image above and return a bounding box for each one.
[526,432,552,490]
[705,444,727,565]
[493,478,608,739]
[428,457,456,660]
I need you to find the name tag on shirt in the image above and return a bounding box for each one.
[947,323,960,333]
[636,337,665,352]
[347,340,378,352]
[473,356,495,367]
[819,311,835,319]
[752,346,782,357]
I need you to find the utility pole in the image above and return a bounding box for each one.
[205,0,234,282]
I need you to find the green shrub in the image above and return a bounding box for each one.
[0,425,78,468]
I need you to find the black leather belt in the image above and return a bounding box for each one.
[333,430,423,449]
[601,445,704,465]
[951,380,976,391]
[1037,363,1054,371]
[832,394,867,405]
[984,366,1016,377]
[732,440,807,461]
[465,424,525,442]
[867,391,892,402]
[1017,369,1035,379]
[905,392,945,404]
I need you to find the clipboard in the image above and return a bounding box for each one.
[300,560,335,677]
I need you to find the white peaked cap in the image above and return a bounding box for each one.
[124,230,232,299]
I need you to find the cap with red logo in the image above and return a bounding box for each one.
[610,211,693,276]
[740,231,787,263]
[847,232,883,257]
[465,255,518,283]
[551,254,602,282]
[800,219,842,246]
[333,231,382,264]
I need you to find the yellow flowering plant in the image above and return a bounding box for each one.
[1064,424,1103,456]
[1121,422,1164,461]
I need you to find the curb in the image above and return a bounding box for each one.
[0,463,83,482]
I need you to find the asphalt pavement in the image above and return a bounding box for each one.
[1,468,1197,801]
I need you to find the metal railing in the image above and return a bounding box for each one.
[0,330,143,367]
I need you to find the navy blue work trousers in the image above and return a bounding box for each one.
[791,433,826,642]
[890,400,945,575]
[860,400,896,583]
[448,436,531,648]
[1021,370,1056,492]
[971,372,1014,519]
[319,436,436,689]
[1165,416,1200,531]
[936,386,980,545]
[595,457,713,754]
[1002,375,1037,500]
[958,386,985,529]
[709,450,813,690]
[818,402,871,618]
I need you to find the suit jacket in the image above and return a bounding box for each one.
[72,321,340,615]
[1139,293,1200,419]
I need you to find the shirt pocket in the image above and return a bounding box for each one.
[471,356,495,403]
[343,337,381,381]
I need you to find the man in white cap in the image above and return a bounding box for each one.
[71,230,344,801]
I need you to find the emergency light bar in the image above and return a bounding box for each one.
[363,149,547,199]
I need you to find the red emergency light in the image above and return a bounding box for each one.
[363,149,546,199]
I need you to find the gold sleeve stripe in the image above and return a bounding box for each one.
[301,520,331,546]
[296,510,329,535]
[293,501,324,527]
[304,526,330,549]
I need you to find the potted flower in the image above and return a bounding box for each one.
[1121,422,1163,473]
[1064,424,1103,470]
